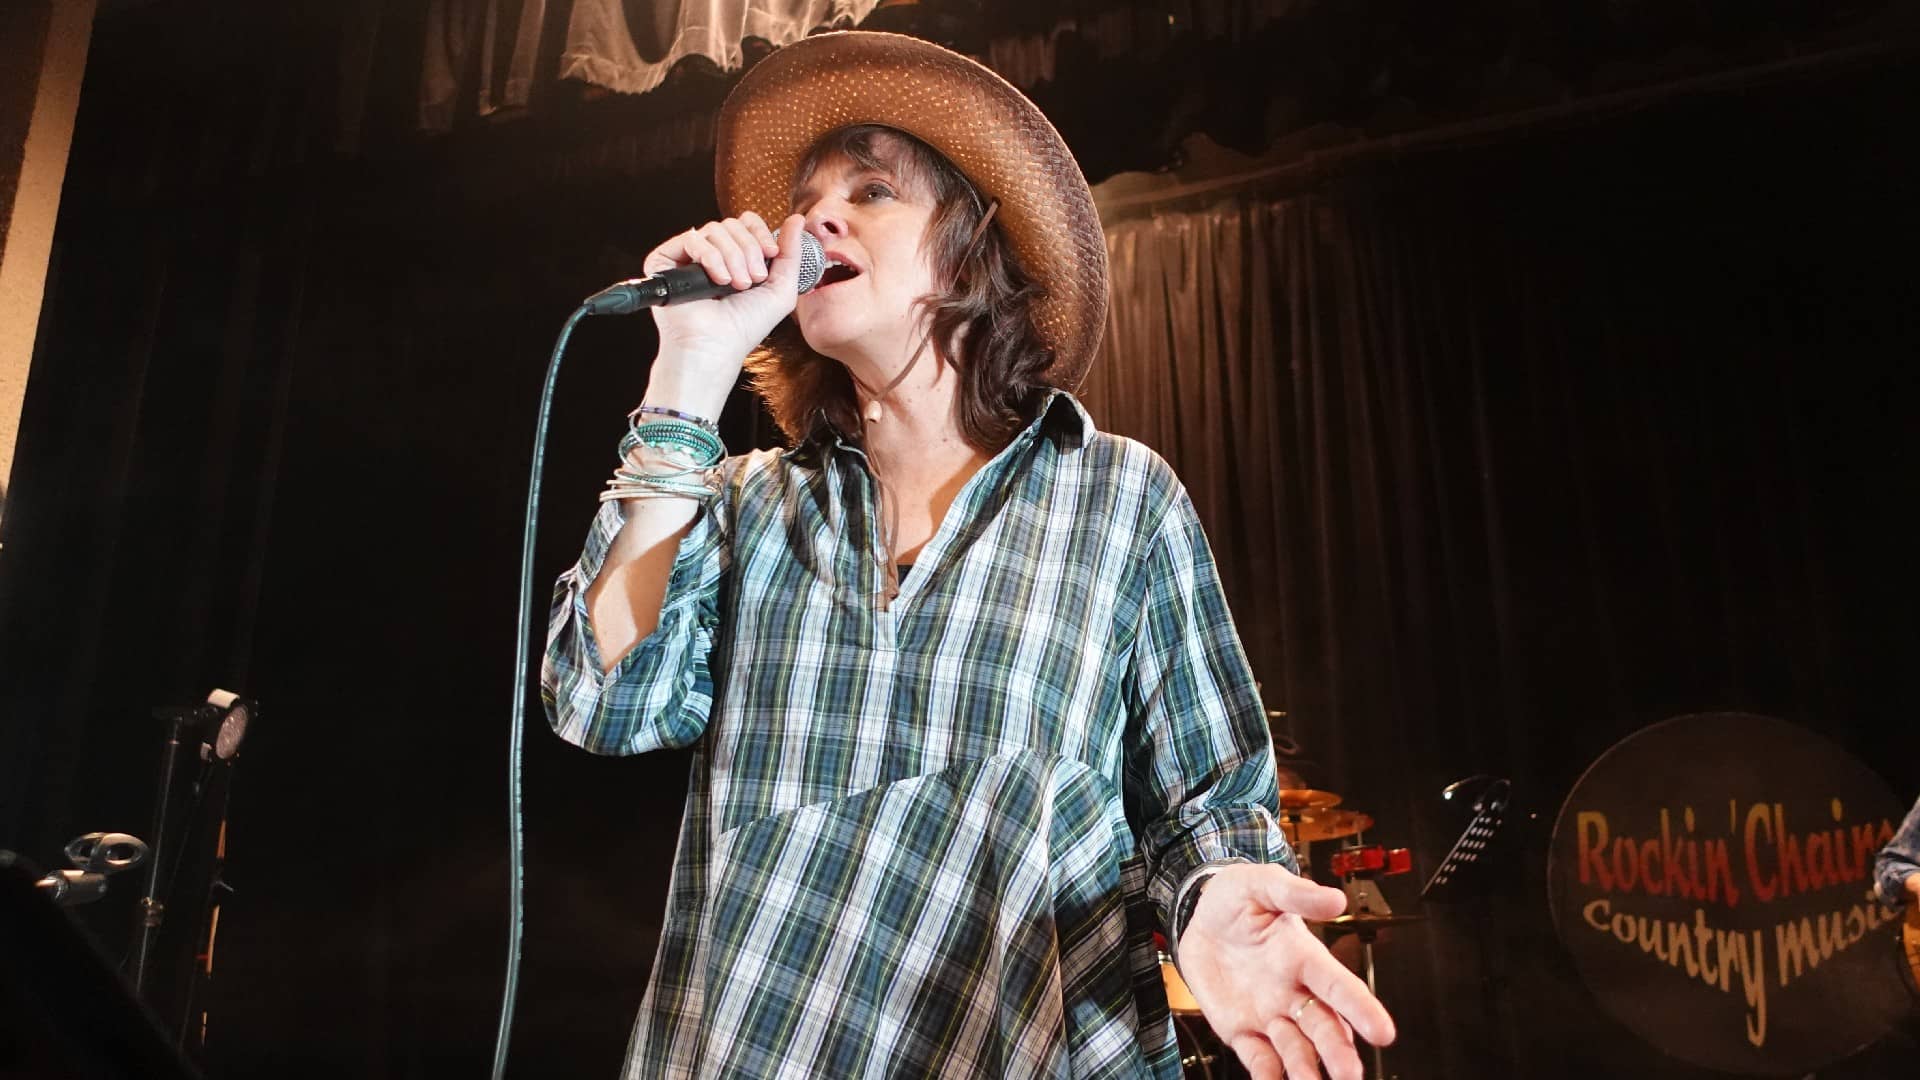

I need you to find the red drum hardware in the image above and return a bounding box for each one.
[1318,840,1420,1079]
[1327,845,1412,880]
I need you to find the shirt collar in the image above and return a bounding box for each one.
[785,388,1092,460]
[1036,389,1094,449]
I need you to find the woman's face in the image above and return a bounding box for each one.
[790,144,940,368]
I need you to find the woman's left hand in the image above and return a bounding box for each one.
[1175,864,1397,1080]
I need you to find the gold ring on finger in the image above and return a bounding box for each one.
[1289,996,1320,1024]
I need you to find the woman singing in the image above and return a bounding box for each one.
[545,30,1394,1079]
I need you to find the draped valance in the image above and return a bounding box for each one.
[561,0,882,97]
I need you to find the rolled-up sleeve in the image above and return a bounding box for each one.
[1874,796,1920,909]
[1122,484,1295,942]
[541,488,729,756]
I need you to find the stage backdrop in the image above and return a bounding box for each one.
[1,4,1916,1077]
[1080,73,1920,1072]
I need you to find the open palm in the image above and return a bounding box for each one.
[1176,864,1396,1079]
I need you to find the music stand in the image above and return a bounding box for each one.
[1418,776,1520,1074]
[1420,778,1510,902]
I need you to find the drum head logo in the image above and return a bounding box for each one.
[1548,712,1907,1075]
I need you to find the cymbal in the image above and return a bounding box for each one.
[1277,788,1343,810]
[1313,913,1427,938]
[1279,809,1373,843]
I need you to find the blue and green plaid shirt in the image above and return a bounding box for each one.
[1876,796,1920,909]
[545,391,1291,1078]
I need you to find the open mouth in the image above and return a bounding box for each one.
[816,262,862,289]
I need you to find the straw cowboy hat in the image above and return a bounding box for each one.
[715,30,1109,389]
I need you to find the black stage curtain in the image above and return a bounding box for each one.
[1082,61,1920,1077]
[3,9,1917,1077]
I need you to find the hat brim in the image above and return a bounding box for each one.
[715,31,1108,390]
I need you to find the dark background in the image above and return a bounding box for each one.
[2,1,1918,1077]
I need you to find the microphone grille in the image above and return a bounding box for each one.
[793,230,826,294]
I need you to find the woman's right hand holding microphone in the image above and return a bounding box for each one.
[642,211,810,419]
[584,211,811,656]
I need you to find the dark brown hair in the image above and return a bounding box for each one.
[745,125,1053,454]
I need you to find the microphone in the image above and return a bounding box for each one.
[583,229,827,315]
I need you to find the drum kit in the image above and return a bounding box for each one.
[1159,711,1418,1080]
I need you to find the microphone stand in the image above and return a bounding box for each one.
[130,712,194,996]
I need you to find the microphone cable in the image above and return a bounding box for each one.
[493,236,819,1077]
[493,305,587,1080]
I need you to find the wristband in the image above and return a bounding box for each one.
[1168,858,1252,970]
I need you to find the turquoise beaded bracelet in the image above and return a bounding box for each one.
[621,418,723,468]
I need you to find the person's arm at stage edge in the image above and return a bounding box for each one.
[1874,795,1920,909]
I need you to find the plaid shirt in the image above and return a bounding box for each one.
[545,392,1291,1079]
[1877,796,1920,909]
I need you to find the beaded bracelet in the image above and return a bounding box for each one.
[628,403,719,435]
[623,416,723,450]
[621,418,724,469]
[600,418,724,505]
